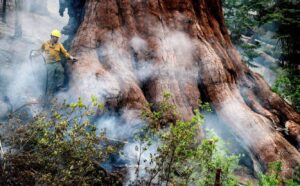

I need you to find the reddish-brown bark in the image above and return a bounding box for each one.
[69,0,300,177]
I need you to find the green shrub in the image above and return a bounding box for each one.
[132,93,239,185]
[272,69,300,112]
[257,161,300,186]
[0,98,122,185]
[1,95,299,185]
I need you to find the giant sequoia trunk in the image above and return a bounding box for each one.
[68,0,300,177]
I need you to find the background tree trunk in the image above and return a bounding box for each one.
[69,0,300,177]
[2,0,7,23]
[14,0,21,38]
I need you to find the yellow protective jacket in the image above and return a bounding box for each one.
[41,41,71,62]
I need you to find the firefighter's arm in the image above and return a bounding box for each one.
[60,44,77,62]
[60,44,71,59]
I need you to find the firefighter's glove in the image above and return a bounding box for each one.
[70,56,78,63]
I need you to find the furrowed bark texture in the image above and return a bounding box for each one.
[69,0,300,177]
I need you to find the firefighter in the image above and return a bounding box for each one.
[36,29,76,96]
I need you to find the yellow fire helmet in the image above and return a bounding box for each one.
[51,29,61,38]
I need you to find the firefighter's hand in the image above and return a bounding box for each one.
[70,56,78,63]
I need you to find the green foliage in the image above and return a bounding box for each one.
[1,94,300,185]
[0,98,122,185]
[259,162,282,186]
[290,165,300,184]
[133,94,239,185]
[272,69,300,112]
[249,0,300,65]
[223,0,261,67]
[142,92,177,129]
[257,161,300,186]
[240,43,260,67]
[224,0,300,66]
[223,0,258,42]
[224,0,300,110]
[199,99,213,112]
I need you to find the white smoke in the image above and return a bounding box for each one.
[0,1,68,118]
[157,31,197,79]
[0,4,260,183]
[94,107,160,182]
[61,29,198,103]
[96,109,144,140]
[123,140,159,183]
[130,36,148,52]
[51,27,208,181]
[6,58,45,108]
